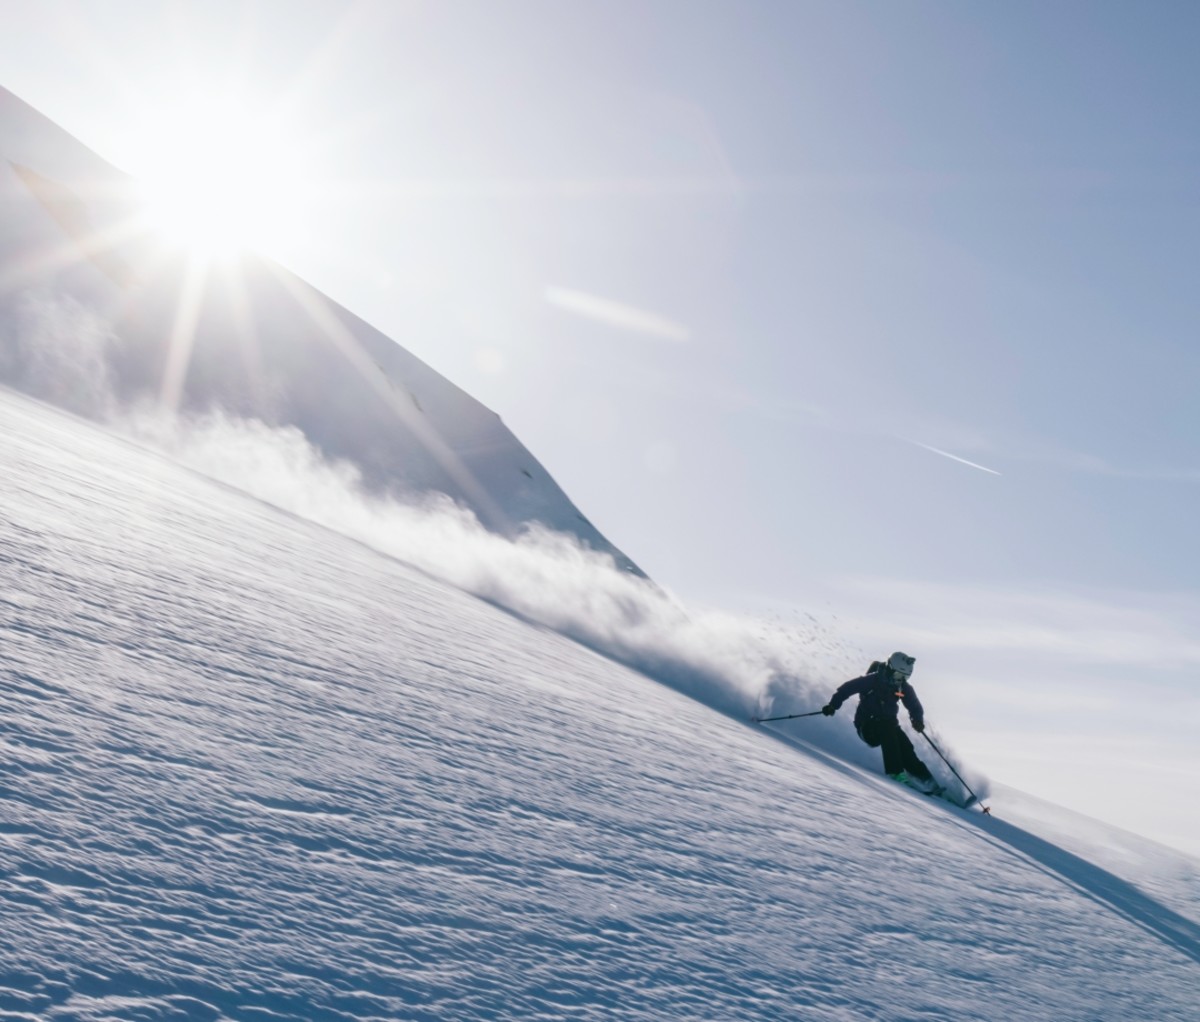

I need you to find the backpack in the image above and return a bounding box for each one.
[855,660,905,723]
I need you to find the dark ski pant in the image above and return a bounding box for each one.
[856,718,933,780]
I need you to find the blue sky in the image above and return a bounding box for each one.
[2,1,1198,851]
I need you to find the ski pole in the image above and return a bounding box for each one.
[921,732,991,815]
[751,710,826,724]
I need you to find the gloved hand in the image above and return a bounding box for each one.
[912,719,925,733]
[821,703,836,716]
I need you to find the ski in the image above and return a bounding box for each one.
[891,774,986,812]
[932,789,990,814]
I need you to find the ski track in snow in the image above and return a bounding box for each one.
[0,390,1198,1022]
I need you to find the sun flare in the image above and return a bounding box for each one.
[128,92,310,262]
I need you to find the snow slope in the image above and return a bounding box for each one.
[0,85,639,573]
[1,389,1197,1022]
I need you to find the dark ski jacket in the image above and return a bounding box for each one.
[829,667,925,731]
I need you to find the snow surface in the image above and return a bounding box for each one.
[1,389,1197,1022]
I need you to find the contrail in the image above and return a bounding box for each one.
[907,439,1002,476]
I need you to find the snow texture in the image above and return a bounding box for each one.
[1,388,1198,1022]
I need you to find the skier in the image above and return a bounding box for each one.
[822,652,943,795]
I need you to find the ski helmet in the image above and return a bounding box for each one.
[887,651,915,678]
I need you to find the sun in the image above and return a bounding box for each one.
[127,91,311,262]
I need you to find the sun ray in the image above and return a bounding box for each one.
[0,165,151,291]
[262,260,510,534]
[271,0,375,117]
[216,257,268,407]
[159,255,209,414]
[0,215,137,295]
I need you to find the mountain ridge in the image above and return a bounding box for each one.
[0,83,641,575]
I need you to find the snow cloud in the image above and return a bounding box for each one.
[114,408,988,799]
[0,288,120,419]
[117,409,854,722]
